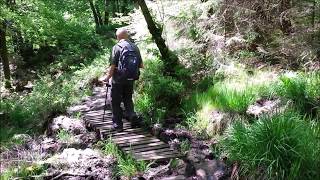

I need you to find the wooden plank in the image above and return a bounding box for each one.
[122,141,167,151]
[84,114,112,120]
[134,151,180,161]
[131,148,177,156]
[96,124,131,132]
[86,120,113,125]
[117,138,161,147]
[86,111,112,116]
[91,122,114,127]
[111,134,153,141]
[123,143,169,153]
[109,132,150,139]
[109,128,145,136]
[100,127,144,134]
[84,116,112,120]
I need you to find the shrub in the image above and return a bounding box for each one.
[135,58,185,126]
[0,163,46,179]
[223,112,320,179]
[0,52,108,142]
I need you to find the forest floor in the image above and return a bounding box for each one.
[1,0,319,179]
[0,2,228,179]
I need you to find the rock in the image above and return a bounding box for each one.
[196,169,206,179]
[207,110,232,135]
[246,98,281,117]
[41,137,62,155]
[43,148,114,179]
[67,105,90,114]
[187,149,206,163]
[194,160,226,180]
[152,123,163,137]
[169,138,181,150]
[176,160,187,175]
[160,129,177,142]
[50,116,86,135]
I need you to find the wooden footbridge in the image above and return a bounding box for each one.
[83,87,180,161]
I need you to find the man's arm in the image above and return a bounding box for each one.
[106,46,119,84]
[106,65,116,84]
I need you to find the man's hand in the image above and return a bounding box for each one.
[105,65,116,86]
[105,75,111,85]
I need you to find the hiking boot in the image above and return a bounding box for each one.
[130,115,140,128]
[111,123,123,132]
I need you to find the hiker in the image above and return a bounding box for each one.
[105,28,143,131]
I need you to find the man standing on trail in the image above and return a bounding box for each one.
[105,28,143,131]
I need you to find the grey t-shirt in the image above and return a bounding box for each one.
[109,39,142,83]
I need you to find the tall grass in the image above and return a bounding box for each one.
[223,112,320,179]
[273,72,320,118]
[102,139,150,178]
[209,83,258,113]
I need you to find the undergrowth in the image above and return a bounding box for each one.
[0,163,46,179]
[101,139,150,178]
[274,72,320,118]
[135,57,185,126]
[0,51,109,142]
[223,111,320,180]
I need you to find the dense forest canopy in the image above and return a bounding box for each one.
[0,0,319,179]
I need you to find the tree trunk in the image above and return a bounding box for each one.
[104,0,109,24]
[122,0,128,14]
[116,0,120,13]
[88,0,101,27]
[95,3,103,25]
[111,0,116,16]
[312,0,316,28]
[136,0,178,75]
[0,21,11,88]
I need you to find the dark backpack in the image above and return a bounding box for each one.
[117,41,140,81]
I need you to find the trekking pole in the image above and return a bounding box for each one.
[102,83,111,122]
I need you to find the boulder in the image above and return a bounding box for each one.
[247,98,281,117]
[43,148,114,179]
[194,160,226,180]
[67,105,90,114]
[50,116,86,135]
[41,137,62,155]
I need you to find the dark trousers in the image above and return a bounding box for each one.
[111,80,135,126]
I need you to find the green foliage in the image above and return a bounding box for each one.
[180,139,191,154]
[2,0,101,68]
[0,52,108,142]
[57,129,73,143]
[223,112,320,179]
[186,81,259,114]
[174,6,203,41]
[0,163,46,179]
[117,154,149,177]
[102,139,150,178]
[169,158,179,169]
[135,58,185,126]
[274,72,320,117]
[209,83,257,113]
